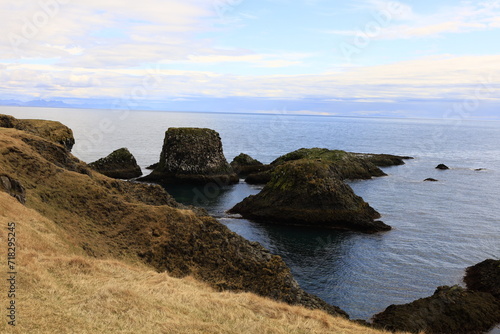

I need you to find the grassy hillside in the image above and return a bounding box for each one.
[0,192,400,334]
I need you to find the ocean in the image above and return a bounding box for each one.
[3,106,500,323]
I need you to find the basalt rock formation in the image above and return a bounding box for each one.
[230,159,390,233]
[0,173,26,204]
[245,148,412,185]
[0,121,347,318]
[0,114,75,150]
[464,259,500,298]
[142,128,238,184]
[89,148,142,179]
[230,153,271,177]
[372,285,500,334]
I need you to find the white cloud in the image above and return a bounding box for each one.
[326,1,500,39]
[1,54,499,102]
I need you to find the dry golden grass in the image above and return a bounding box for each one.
[0,192,404,334]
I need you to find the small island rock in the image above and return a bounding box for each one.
[230,153,271,176]
[142,128,238,184]
[424,178,438,182]
[229,159,390,233]
[435,164,450,170]
[89,148,142,179]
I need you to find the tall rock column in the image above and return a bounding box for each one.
[143,128,238,184]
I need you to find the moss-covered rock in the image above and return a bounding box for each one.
[245,148,412,184]
[0,114,75,151]
[464,259,500,299]
[372,285,500,333]
[89,148,142,179]
[230,153,272,177]
[142,128,238,184]
[230,159,390,233]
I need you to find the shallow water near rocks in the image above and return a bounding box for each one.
[5,106,500,324]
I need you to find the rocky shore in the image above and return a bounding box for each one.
[0,116,346,318]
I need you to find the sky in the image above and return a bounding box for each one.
[1,0,500,118]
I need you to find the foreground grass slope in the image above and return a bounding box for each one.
[0,192,399,334]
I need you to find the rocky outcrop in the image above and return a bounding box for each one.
[464,259,500,298]
[0,126,348,318]
[229,159,390,233]
[0,174,26,204]
[372,285,500,334]
[142,128,238,184]
[230,153,271,177]
[245,148,412,185]
[89,148,142,179]
[0,114,75,150]
[436,164,450,170]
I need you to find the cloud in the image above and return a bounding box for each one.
[325,1,500,39]
[2,54,499,102]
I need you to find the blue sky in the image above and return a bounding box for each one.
[1,0,500,118]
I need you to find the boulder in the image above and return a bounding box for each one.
[0,114,75,150]
[229,159,390,233]
[436,164,450,170]
[0,174,26,204]
[464,259,500,298]
[142,128,238,184]
[372,285,500,334]
[230,153,271,176]
[89,148,142,179]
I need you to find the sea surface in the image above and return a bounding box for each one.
[3,106,500,326]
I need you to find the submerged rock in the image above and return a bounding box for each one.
[372,285,500,334]
[0,174,26,204]
[142,128,238,184]
[0,114,75,151]
[464,259,500,298]
[436,164,450,170]
[230,153,271,176]
[230,159,390,233]
[89,148,142,179]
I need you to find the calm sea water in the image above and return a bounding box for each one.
[4,106,500,324]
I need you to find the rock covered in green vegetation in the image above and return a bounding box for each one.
[0,173,26,204]
[230,159,390,233]
[143,128,238,184]
[89,148,142,179]
[372,285,500,333]
[230,153,271,176]
[464,259,500,298]
[245,148,413,184]
[0,114,75,151]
